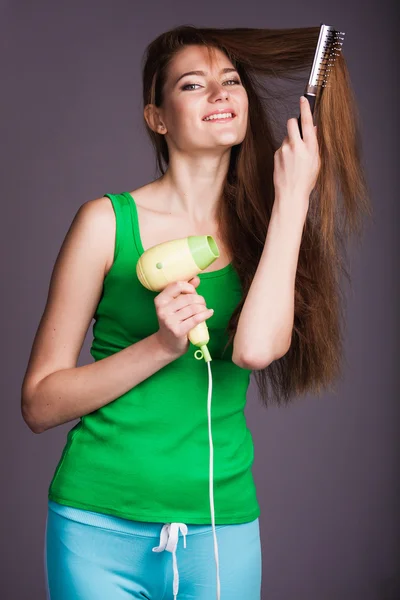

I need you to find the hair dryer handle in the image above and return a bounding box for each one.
[188,321,212,362]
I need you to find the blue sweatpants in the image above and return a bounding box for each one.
[45,499,262,599]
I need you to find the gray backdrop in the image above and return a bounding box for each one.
[1,0,398,598]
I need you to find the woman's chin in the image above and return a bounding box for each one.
[211,131,242,146]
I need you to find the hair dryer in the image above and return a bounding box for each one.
[136,235,220,363]
[137,234,223,598]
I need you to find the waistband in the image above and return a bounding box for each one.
[48,499,230,537]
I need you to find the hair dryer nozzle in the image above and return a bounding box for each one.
[188,236,219,270]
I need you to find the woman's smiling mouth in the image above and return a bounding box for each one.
[203,112,236,122]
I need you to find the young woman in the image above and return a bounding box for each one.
[21,25,370,600]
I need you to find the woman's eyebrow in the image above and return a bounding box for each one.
[174,68,238,86]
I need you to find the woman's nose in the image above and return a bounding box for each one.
[208,82,230,101]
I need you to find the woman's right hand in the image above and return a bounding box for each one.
[154,276,214,358]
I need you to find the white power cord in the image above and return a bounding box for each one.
[206,360,221,599]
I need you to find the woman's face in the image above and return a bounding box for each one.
[153,45,248,152]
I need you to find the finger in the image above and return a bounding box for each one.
[171,280,195,298]
[287,117,301,143]
[299,96,314,144]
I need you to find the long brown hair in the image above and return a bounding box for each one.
[141,25,372,408]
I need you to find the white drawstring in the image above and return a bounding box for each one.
[152,522,188,599]
[152,361,220,599]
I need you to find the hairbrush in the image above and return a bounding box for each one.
[298,23,345,138]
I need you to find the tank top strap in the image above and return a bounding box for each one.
[103,192,140,262]
[120,191,142,257]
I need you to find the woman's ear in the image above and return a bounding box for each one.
[144,104,167,135]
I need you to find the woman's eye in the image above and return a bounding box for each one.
[181,78,242,91]
[181,83,201,91]
[225,79,242,86]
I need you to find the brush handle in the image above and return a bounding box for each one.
[298,93,316,139]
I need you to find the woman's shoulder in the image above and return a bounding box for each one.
[79,184,155,232]
[74,195,121,276]
[79,184,155,273]
[77,194,115,220]
[79,191,138,230]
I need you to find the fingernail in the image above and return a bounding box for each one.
[300,96,306,103]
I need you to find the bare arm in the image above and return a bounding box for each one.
[232,198,307,370]
[21,198,179,434]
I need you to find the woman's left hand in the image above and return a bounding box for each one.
[273,96,321,218]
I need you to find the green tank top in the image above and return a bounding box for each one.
[48,191,260,525]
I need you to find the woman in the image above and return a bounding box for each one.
[21,25,371,600]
